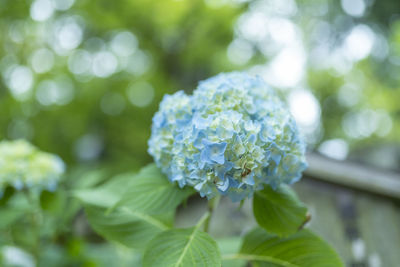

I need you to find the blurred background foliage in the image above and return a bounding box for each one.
[0,0,400,265]
[1,0,399,170]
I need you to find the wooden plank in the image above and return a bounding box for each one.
[294,181,353,264]
[305,153,400,200]
[296,179,400,266]
[356,194,400,267]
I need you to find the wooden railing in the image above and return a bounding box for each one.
[305,153,400,200]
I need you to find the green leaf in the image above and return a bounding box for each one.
[143,226,221,267]
[114,164,194,214]
[0,208,25,229]
[67,168,109,190]
[74,164,194,249]
[0,186,15,206]
[75,172,175,249]
[73,173,133,208]
[232,227,343,267]
[84,205,172,249]
[40,190,65,214]
[253,185,308,237]
[218,237,245,267]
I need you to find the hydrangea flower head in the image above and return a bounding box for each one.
[148,72,307,201]
[0,139,65,195]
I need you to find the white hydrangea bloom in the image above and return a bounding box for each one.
[0,140,65,195]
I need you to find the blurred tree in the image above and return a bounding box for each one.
[0,0,399,170]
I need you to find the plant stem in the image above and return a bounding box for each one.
[195,211,211,230]
[204,195,220,233]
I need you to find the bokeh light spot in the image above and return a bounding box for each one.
[124,51,151,76]
[30,48,55,73]
[227,38,253,65]
[74,134,103,162]
[264,46,306,88]
[55,17,84,51]
[68,49,92,75]
[92,51,118,77]
[127,82,154,107]
[337,83,362,107]
[288,89,321,130]
[110,31,138,57]
[341,0,366,17]
[343,24,375,62]
[6,65,34,101]
[36,77,75,106]
[53,0,75,11]
[318,139,349,160]
[30,0,54,22]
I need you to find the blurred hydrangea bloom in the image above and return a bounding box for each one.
[0,140,65,196]
[148,72,307,201]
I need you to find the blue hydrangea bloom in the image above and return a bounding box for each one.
[0,140,65,196]
[148,72,307,201]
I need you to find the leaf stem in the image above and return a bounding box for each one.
[204,195,220,233]
[222,253,298,267]
[195,210,211,230]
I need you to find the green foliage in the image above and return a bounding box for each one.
[0,208,25,230]
[74,172,133,208]
[253,185,308,237]
[218,238,245,267]
[75,164,343,266]
[0,0,242,167]
[143,224,221,267]
[85,205,172,249]
[113,164,194,214]
[0,187,15,206]
[40,190,65,214]
[75,172,171,249]
[75,164,193,250]
[237,227,343,267]
[2,0,380,263]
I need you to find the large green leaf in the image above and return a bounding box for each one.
[74,170,176,249]
[85,205,172,249]
[143,226,221,267]
[218,237,245,267]
[73,172,134,208]
[232,227,343,267]
[68,168,109,190]
[74,164,194,249]
[253,185,308,237]
[114,164,194,214]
